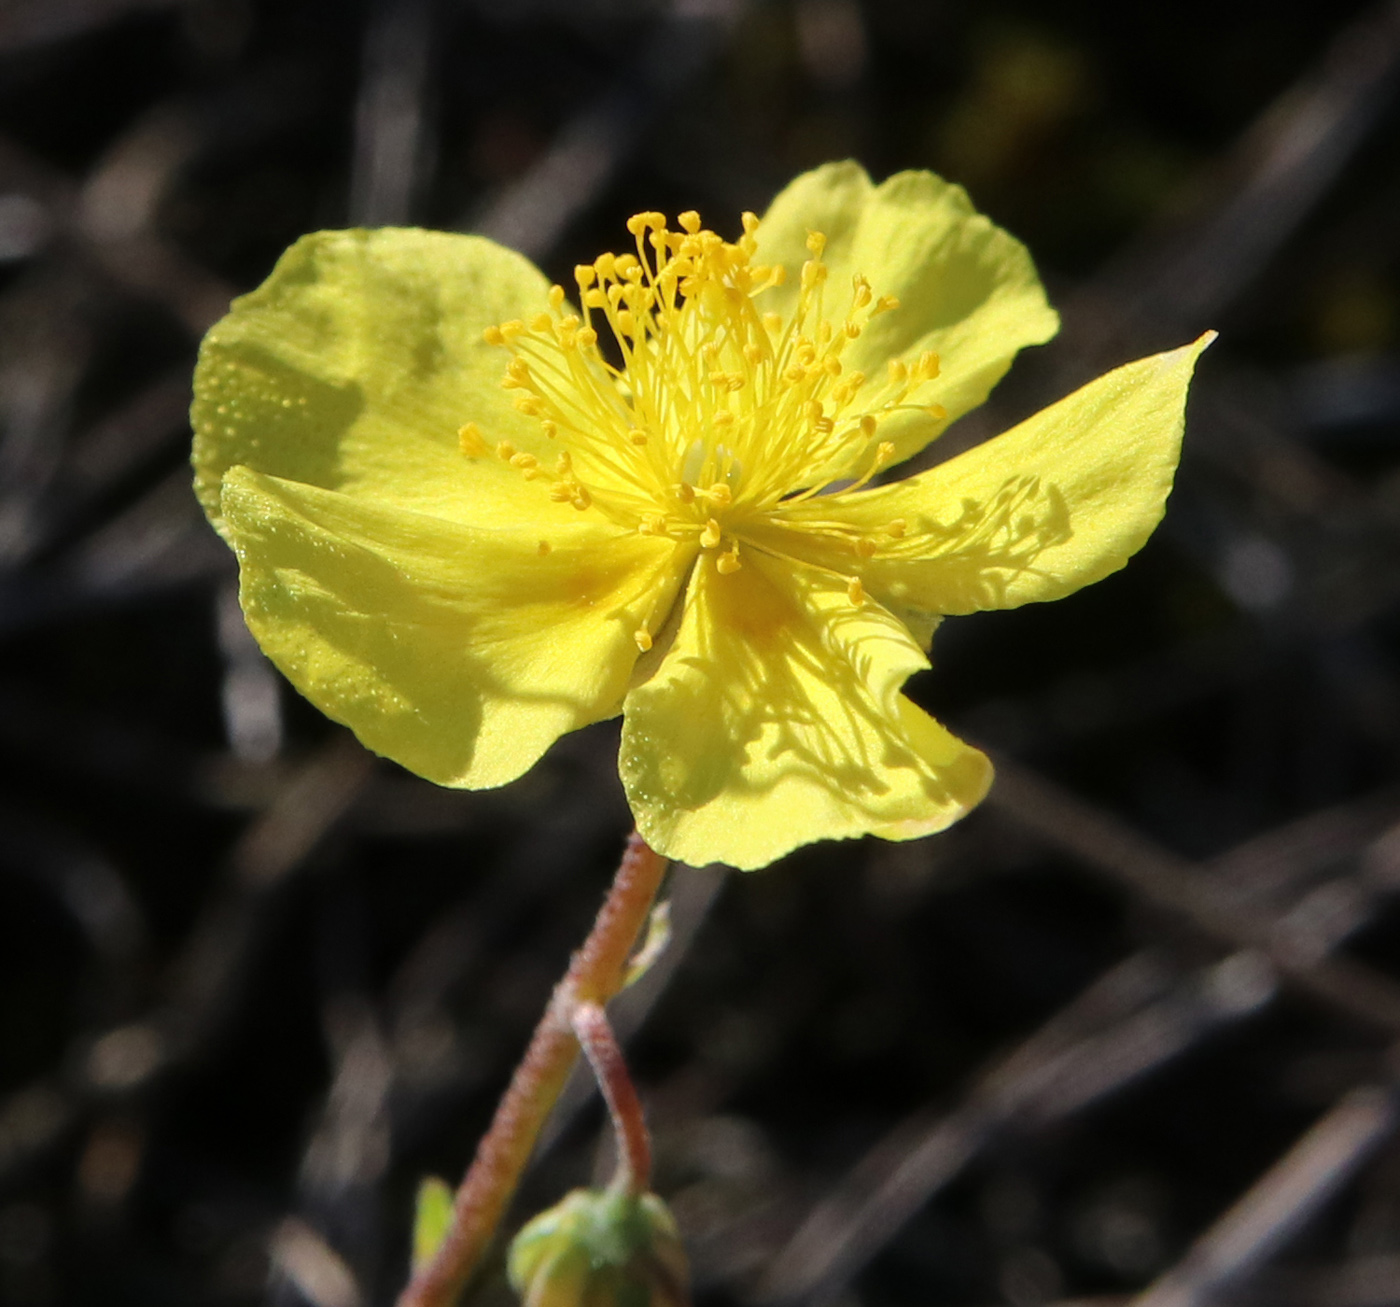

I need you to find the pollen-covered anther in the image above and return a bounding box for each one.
[675,483,696,505]
[704,483,733,507]
[537,540,552,557]
[482,325,505,346]
[634,626,653,652]
[458,422,488,457]
[700,519,722,549]
[886,518,908,539]
[847,578,866,606]
[627,428,648,446]
[571,487,592,511]
[854,537,878,559]
[513,396,544,416]
[496,441,517,461]
[510,452,540,479]
[806,230,827,257]
[717,547,742,575]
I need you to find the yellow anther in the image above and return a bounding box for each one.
[513,396,543,416]
[537,540,552,557]
[628,429,648,446]
[762,312,782,333]
[634,627,653,652]
[806,230,827,257]
[844,321,862,339]
[886,519,907,539]
[874,294,899,314]
[571,487,592,511]
[824,357,842,377]
[801,260,828,289]
[855,538,877,559]
[507,359,530,381]
[511,452,539,476]
[541,420,558,438]
[852,277,872,308]
[548,285,566,308]
[626,213,649,236]
[876,440,895,464]
[717,547,743,575]
[859,414,878,436]
[917,350,940,380]
[574,264,596,288]
[500,319,526,340]
[700,518,722,549]
[616,310,635,337]
[847,577,866,606]
[925,403,947,420]
[675,483,696,504]
[678,210,701,234]
[549,484,574,503]
[888,359,908,384]
[482,325,505,346]
[741,211,760,236]
[706,483,733,507]
[714,410,735,428]
[531,313,552,332]
[639,514,668,536]
[577,327,598,347]
[584,289,606,309]
[496,441,518,461]
[614,253,639,278]
[804,400,824,423]
[555,451,572,474]
[457,422,488,457]
[743,343,764,365]
[594,252,616,278]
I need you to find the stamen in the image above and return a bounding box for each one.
[717,546,742,574]
[847,578,866,606]
[634,627,653,652]
[700,519,722,549]
[458,422,488,457]
[537,540,552,557]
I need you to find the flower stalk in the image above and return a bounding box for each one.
[571,1001,651,1195]
[397,833,668,1307]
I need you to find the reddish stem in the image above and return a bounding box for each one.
[572,1001,651,1194]
[396,833,668,1307]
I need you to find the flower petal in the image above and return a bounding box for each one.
[221,466,686,788]
[753,161,1059,468]
[769,336,1211,625]
[193,228,562,540]
[619,551,991,870]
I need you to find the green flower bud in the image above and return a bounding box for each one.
[508,1188,689,1307]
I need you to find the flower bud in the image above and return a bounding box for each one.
[508,1188,689,1307]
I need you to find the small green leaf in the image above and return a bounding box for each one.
[623,901,672,988]
[412,1176,455,1272]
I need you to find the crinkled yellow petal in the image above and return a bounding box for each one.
[221,466,686,788]
[767,335,1212,626]
[619,551,992,870]
[193,228,567,540]
[753,161,1059,470]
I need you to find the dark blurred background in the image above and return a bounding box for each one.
[2,1,1400,1305]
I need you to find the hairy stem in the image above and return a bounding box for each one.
[397,832,669,1307]
[572,1001,651,1195]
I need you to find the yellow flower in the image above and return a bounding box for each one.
[191,162,1208,870]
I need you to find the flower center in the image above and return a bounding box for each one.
[468,210,942,541]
